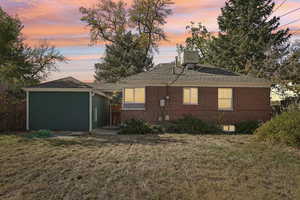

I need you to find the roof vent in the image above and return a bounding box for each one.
[179,50,199,66]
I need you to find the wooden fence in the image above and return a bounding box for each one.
[0,100,26,132]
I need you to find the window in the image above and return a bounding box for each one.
[222,125,235,132]
[183,88,198,105]
[218,88,233,110]
[124,88,145,104]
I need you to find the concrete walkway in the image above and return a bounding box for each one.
[52,131,89,138]
[92,128,119,136]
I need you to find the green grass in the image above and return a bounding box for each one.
[0,133,300,200]
[26,130,53,139]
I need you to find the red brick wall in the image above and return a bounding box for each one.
[121,86,272,124]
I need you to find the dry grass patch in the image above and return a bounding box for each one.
[0,133,300,200]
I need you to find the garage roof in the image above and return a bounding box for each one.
[26,77,92,89]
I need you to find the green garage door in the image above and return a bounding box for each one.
[29,92,90,131]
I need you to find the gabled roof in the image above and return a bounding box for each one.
[91,63,271,92]
[27,77,92,89]
[24,77,110,98]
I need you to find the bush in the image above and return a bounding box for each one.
[235,120,260,134]
[119,119,154,135]
[255,111,300,147]
[164,115,221,134]
[26,130,53,139]
[151,125,164,134]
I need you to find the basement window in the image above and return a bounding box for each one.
[222,125,235,133]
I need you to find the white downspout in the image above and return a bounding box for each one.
[110,102,112,128]
[89,91,92,132]
[26,91,29,131]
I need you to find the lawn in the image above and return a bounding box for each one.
[0,133,300,200]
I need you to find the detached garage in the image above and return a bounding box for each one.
[24,77,110,132]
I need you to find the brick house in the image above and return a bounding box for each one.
[93,60,272,131]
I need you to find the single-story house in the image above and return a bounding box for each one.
[91,54,272,131]
[24,77,110,132]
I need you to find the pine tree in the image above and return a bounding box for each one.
[210,0,290,73]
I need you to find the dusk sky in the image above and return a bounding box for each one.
[1,0,300,82]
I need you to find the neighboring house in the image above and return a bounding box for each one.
[23,77,110,132]
[93,57,272,131]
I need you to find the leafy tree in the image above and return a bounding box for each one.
[94,32,153,82]
[80,0,173,82]
[262,41,300,100]
[129,0,173,54]
[178,22,213,64]
[79,0,127,43]
[0,7,66,89]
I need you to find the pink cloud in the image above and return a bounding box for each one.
[67,54,103,61]
[23,24,88,37]
[25,37,91,47]
[2,0,300,48]
[173,0,224,14]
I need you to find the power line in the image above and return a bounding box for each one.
[273,0,288,13]
[279,7,300,18]
[235,3,296,43]
[278,18,300,28]
[236,7,300,43]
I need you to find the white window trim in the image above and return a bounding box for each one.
[218,88,234,111]
[89,92,92,132]
[123,88,146,104]
[26,91,29,130]
[122,108,146,111]
[183,87,199,105]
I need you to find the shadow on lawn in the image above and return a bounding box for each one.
[45,134,187,148]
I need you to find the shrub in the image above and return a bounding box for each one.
[151,125,164,134]
[27,130,53,139]
[235,120,260,134]
[164,115,221,134]
[119,119,154,135]
[255,111,300,147]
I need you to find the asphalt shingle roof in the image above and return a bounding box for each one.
[28,77,92,89]
[91,63,270,92]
